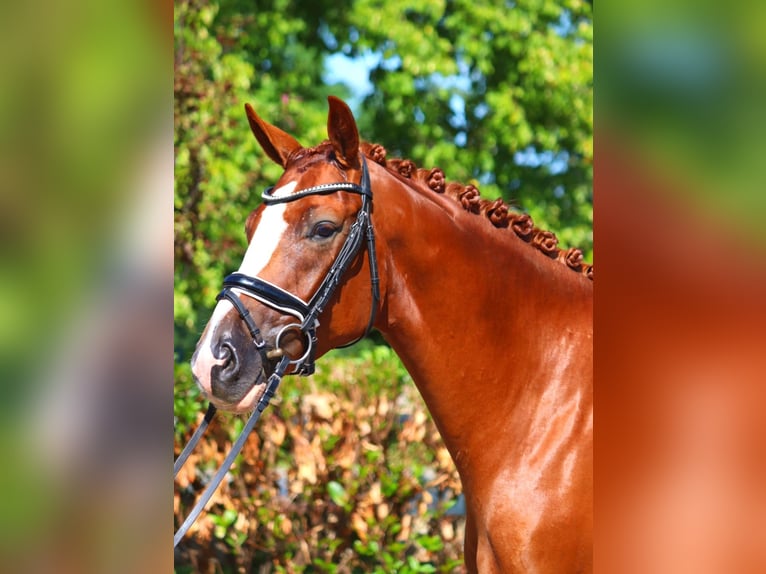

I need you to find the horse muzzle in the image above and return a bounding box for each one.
[191,316,270,412]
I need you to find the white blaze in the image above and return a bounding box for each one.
[237,183,294,277]
[192,181,296,402]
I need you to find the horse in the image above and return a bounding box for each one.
[190,96,593,573]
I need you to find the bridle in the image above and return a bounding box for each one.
[222,155,379,374]
[174,156,379,547]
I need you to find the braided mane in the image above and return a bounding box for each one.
[360,142,593,280]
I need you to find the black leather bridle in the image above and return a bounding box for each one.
[220,155,379,375]
[174,156,379,547]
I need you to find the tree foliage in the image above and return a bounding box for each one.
[174,0,591,568]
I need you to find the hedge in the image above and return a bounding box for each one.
[174,345,465,573]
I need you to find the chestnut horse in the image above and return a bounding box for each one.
[190,97,593,573]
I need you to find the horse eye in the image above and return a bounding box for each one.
[311,221,339,239]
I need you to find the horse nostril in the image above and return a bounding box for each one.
[218,341,232,363]
[217,341,239,382]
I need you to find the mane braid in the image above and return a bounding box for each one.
[360,142,593,280]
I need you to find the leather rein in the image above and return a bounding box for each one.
[174,157,379,547]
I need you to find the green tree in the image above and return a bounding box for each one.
[351,0,593,254]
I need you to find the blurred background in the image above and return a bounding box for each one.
[173,0,591,570]
[598,1,766,572]
[0,0,171,572]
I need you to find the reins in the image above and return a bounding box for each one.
[174,356,289,547]
[174,156,378,547]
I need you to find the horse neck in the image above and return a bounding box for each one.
[370,166,593,481]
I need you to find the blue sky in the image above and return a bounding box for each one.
[323,52,376,112]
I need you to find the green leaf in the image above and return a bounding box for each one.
[327,480,349,507]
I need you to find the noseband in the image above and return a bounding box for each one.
[174,156,379,547]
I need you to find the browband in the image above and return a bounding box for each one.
[263,181,369,204]
[262,159,372,204]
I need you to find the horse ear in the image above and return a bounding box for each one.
[327,96,360,169]
[245,103,302,167]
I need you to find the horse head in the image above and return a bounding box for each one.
[183,96,594,570]
[191,97,380,413]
